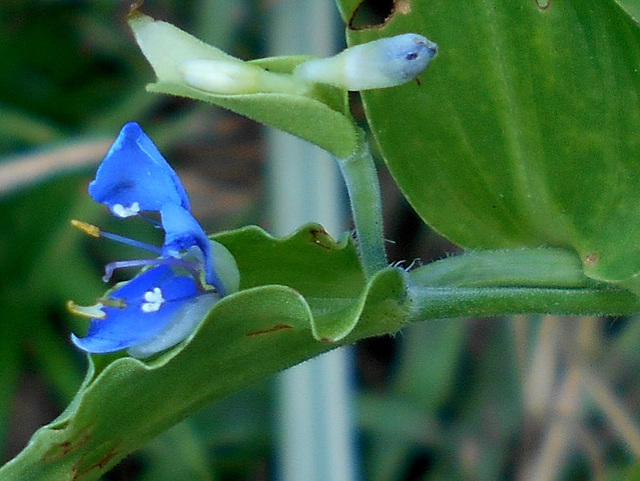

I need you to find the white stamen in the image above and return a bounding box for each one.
[127,293,219,359]
[141,287,165,313]
[112,202,141,218]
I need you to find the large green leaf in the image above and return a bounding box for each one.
[0,225,408,480]
[614,0,640,24]
[340,0,640,287]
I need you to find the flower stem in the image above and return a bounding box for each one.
[406,284,640,322]
[402,246,640,321]
[337,129,387,277]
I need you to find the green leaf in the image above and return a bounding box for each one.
[215,225,408,341]
[0,225,409,480]
[614,0,640,25]
[342,0,640,286]
[334,0,361,24]
[129,12,358,158]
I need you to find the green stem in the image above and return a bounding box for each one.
[337,129,387,277]
[406,284,640,322]
[409,247,597,288]
[404,247,640,322]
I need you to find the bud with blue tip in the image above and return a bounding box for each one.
[178,33,438,95]
[293,33,438,91]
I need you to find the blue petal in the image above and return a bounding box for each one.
[126,291,218,358]
[71,265,199,354]
[160,203,225,295]
[88,122,190,217]
[378,34,438,83]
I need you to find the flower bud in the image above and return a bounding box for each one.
[179,59,262,94]
[179,58,309,96]
[293,33,438,91]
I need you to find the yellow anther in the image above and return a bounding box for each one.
[67,300,107,319]
[97,297,126,309]
[71,219,101,238]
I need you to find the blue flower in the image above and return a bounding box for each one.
[70,122,238,358]
[71,265,218,358]
[88,121,225,294]
[89,122,190,216]
[160,202,219,289]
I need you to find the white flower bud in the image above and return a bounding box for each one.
[179,59,262,94]
[293,33,438,91]
[179,58,309,96]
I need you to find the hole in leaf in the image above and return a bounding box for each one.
[349,0,395,30]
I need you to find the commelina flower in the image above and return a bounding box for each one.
[69,122,238,358]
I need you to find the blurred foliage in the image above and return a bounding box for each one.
[2,1,640,480]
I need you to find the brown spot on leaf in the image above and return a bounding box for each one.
[247,324,293,337]
[536,0,551,10]
[583,252,599,266]
[128,0,145,16]
[72,445,121,480]
[42,428,91,462]
[309,227,335,250]
[318,337,337,343]
[395,0,412,15]
[94,447,119,469]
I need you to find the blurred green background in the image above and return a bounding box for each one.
[2,1,640,480]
